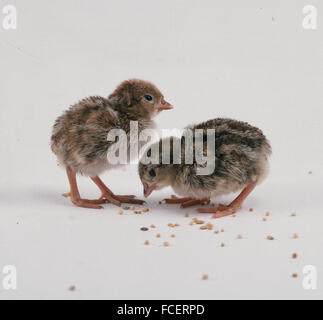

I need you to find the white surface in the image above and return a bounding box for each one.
[0,0,322,299]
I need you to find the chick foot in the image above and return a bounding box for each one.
[164,197,210,208]
[197,204,241,218]
[70,196,104,209]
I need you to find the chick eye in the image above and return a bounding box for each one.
[144,94,153,102]
[149,169,156,177]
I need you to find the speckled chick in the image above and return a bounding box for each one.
[138,118,271,218]
[51,79,172,209]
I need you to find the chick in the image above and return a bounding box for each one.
[51,79,172,209]
[138,118,271,218]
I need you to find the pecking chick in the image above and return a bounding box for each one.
[138,118,271,218]
[51,79,172,209]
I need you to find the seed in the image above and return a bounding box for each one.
[163,241,169,247]
[291,212,296,217]
[158,201,162,205]
[292,273,298,278]
[118,210,123,215]
[220,243,225,247]
[292,253,298,259]
[170,234,175,238]
[308,171,312,174]
[231,214,236,217]
[220,229,224,232]
[267,235,274,240]
[129,206,135,210]
[156,233,161,238]
[171,195,177,199]
[140,227,149,231]
[192,217,199,222]
[214,230,219,234]
[293,233,299,239]
[206,223,213,230]
[142,208,149,212]
[185,213,189,217]
[265,212,270,216]
[262,218,267,222]
[122,206,130,210]
[200,225,208,230]
[134,210,142,214]
[174,223,180,227]
[150,224,156,228]
[144,240,149,245]
[202,274,208,280]
[68,285,76,291]
[168,223,175,227]
[189,222,193,226]
[196,220,204,224]
[249,208,254,212]
[237,234,243,239]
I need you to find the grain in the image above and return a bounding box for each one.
[202,274,208,280]
[189,222,193,226]
[156,233,161,238]
[144,240,149,245]
[171,195,177,199]
[262,218,267,222]
[237,234,243,239]
[142,208,149,212]
[220,229,224,232]
[185,213,189,217]
[291,212,296,217]
[134,210,142,214]
[292,253,298,259]
[168,223,175,227]
[292,273,298,278]
[196,220,204,224]
[140,227,149,231]
[118,210,123,215]
[174,223,180,227]
[170,234,175,238]
[122,205,130,210]
[214,230,219,234]
[206,223,213,230]
[292,233,299,239]
[129,206,135,210]
[150,224,156,228]
[249,208,254,212]
[68,285,76,291]
[231,214,236,217]
[163,241,169,247]
[265,212,270,216]
[267,235,274,240]
[220,243,225,247]
[200,225,208,230]
[308,171,312,174]
[158,201,162,205]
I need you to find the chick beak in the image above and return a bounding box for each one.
[143,183,157,198]
[156,99,173,112]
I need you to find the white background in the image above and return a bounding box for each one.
[0,0,322,299]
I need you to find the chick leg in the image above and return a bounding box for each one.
[64,167,104,209]
[196,183,256,218]
[91,176,145,206]
[164,197,210,208]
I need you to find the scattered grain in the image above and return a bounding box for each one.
[220,243,225,247]
[220,229,224,232]
[156,233,161,238]
[144,240,149,245]
[68,285,76,291]
[265,212,270,216]
[249,208,254,212]
[237,234,243,239]
[140,227,149,231]
[129,206,135,210]
[291,212,296,217]
[134,210,142,214]
[292,273,298,278]
[142,208,149,212]
[118,210,123,215]
[267,235,274,240]
[122,205,130,210]
[293,233,299,239]
[170,234,176,238]
[150,224,156,228]
[308,171,312,175]
[163,241,169,247]
[202,274,208,280]
[185,213,189,217]
[262,218,267,222]
[292,253,298,259]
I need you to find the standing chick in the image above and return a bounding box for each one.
[138,118,271,218]
[51,79,172,209]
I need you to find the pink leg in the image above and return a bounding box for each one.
[91,176,145,206]
[63,167,105,209]
[197,183,256,218]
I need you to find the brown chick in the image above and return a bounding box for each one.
[138,118,271,218]
[51,79,172,209]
